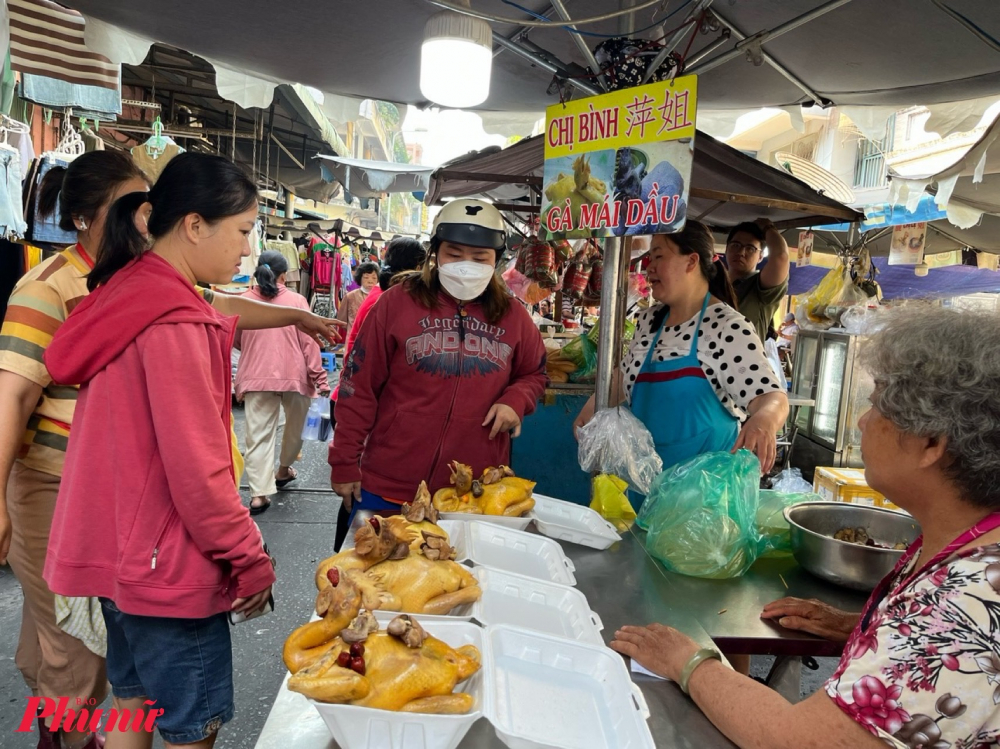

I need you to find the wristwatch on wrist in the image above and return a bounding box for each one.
[679,647,722,694]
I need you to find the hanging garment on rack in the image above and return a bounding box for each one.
[7,130,35,169]
[264,239,301,283]
[31,154,77,244]
[8,0,120,91]
[0,145,27,238]
[82,130,104,152]
[311,248,334,290]
[21,73,122,121]
[131,141,183,183]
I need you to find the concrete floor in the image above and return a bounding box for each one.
[0,404,837,747]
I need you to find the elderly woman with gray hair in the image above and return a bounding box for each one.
[613,306,1000,749]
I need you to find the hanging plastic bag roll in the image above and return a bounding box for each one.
[577,407,663,495]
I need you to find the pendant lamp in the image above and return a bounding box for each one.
[420,0,492,108]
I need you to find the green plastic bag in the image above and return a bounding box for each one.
[640,450,762,579]
[561,334,598,383]
[756,490,823,558]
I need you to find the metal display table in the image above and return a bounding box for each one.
[255,519,869,749]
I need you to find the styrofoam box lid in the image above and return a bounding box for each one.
[530,495,621,550]
[471,566,604,646]
[464,521,577,586]
[439,510,535,532]
[308,621,654,749]
[310,619,489,749]
[485,625,655,749]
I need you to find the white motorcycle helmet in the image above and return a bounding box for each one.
[431,199,506,261]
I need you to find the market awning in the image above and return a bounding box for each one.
[426,133,862,229]
[789,258,1000,300]
[314,155,435,199]
[60,1,1000,115]
[889,113,1000,230]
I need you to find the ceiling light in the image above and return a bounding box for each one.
[914,262,929,277]
[420,3,492,109]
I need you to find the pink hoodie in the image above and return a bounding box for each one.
[234,286,328,399]
[43,252,275,619]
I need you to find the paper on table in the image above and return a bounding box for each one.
[630,659,671,681]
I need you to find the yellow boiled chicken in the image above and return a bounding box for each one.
[311,484,481,617]
[432,461,536,517]
[288,614,481,713]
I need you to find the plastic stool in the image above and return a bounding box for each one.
[321,352,337,373]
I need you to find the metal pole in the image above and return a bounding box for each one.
[594,236,624,411]
[618,0,636,35]
[704,10,826,104]
[687,0,856,78]
[683,29,731,68]
[493,33,601,97]
[641,0,715,84]
[550,0,608,91]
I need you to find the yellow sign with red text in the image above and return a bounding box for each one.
[542,76,697,239]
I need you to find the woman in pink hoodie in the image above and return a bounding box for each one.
[43,153,275,749]
[236,250,329,515]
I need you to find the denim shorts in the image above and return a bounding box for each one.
[99,598,234,744]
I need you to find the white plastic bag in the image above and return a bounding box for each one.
[764,339,786,388]
[578,407,663,494]
[771,467,813,494]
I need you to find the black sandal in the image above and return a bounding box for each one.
[275,467,298,490]
[249,497,272,516]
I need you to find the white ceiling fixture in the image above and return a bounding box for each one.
[420,0,492,109]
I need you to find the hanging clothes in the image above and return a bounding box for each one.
[0,144,26,238]
[311,247,334,290]
[30,154,77,245]
[131,141,183,183]
[264,239,301,284]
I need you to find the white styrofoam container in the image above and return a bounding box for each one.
[307,622,655,749]
[310,619,488,749]
[530,494,622,550]
[471,566,604,646]
[464,522,577,586]
[439,510,535,531]
[486,625,655,749]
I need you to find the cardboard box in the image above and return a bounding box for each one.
[813,467,901,511]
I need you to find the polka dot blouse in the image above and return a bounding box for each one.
[622,302,783,422]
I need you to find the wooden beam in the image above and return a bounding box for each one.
[436,170,542,186]
[689,188,859,221]
[493,202,540,213]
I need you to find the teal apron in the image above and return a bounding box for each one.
[629,294,740,511]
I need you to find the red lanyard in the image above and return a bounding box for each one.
[860,511,1000,632]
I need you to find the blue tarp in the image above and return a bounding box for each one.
[789,260,1000,301]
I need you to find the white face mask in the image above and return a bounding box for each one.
[437,261,495,301]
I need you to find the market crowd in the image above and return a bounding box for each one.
[0,149,998,749]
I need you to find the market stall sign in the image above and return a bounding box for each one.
[797,231,814,267]
[542,76,697,240]
[889,222,927,265]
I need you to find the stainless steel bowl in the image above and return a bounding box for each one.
[784,502,922,591]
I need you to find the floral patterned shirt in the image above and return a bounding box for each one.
[826,543,1000,748]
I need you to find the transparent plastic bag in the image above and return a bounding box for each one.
[577,407,663,494]
[589,473,636,532]
[771,467,813,494]
[756,489,823,558]
[640,450,761,579]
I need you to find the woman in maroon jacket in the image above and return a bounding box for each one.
[330,199,547,526]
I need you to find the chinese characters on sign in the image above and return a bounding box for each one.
[889,222,927,266]
[542,76,697,239]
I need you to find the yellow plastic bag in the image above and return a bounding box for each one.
[590,473,636,532]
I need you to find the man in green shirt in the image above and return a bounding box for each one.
[724,219,790,341]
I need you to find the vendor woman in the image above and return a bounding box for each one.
[574,219,789,488]
[613,306,1000,749]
